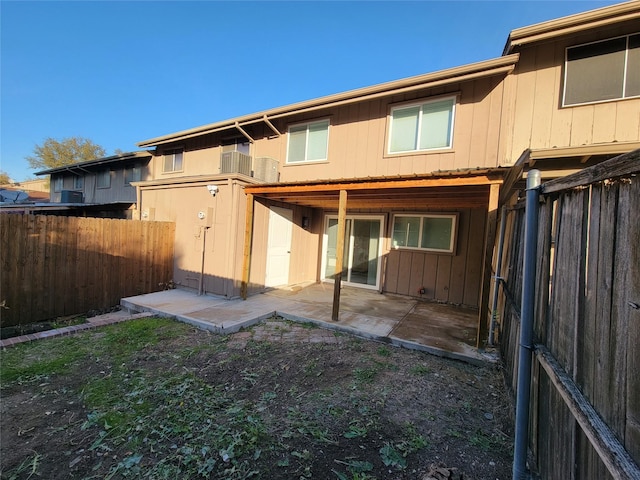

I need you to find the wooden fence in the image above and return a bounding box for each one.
[0,215,175,327]
[496,150,640,479]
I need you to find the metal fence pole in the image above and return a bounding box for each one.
[513,169,541,480]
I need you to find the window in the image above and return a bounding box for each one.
[125,166,141,185]
[74,176,83,190]
[563,33,640,106]
[53,177,63,192]
[97,169,111,188]
[388,97,455,154]
[163,148,184,172]
[287,119,329,163]
[391,214,457,253]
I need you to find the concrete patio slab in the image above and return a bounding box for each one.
[121,284,493,365]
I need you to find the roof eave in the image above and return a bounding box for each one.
[504,1,640,54]
[137,54,519,148]
[35,151,152,176]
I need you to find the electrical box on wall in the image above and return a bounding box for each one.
[197,208,214,227]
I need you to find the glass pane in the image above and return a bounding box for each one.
[307,121,329,161]
[392,216,420,248]
[420,99,453,149]
[287,125,307,163]
[174,152,183,171]
[389,106,419,153]
[164,155,173,172]
[626,34,640,98]
[325,218,338,278]
[565,37,626,105]
[421,216,453,251]
[349,219,380,286]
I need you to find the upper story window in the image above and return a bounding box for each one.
[73,176,83,190]
[125,166,141,185]
[53,177,63,192]
[388,96,455,154]
[286,119,329,164]
[163,148,184,172]
[563,33,640,106]
[391,213,457,253]
[97,169,111,189]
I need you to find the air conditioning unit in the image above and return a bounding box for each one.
[60,190,83,203]
[252,157,279,183]
[220,151,252,176]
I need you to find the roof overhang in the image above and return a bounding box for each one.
[137,55,519,148]
[504,1,640,54]
[244,169,506,210]
[35,151,152,176]
[499,141,640,204]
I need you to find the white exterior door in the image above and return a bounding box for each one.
[265,207,293,287]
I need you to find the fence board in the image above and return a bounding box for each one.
[0,215,174,327]
[497,149,640,479]
[624,179,640,466]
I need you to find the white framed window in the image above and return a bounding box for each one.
[563,33,640,106]
[286,119,329,164]
[391,213,457,253]
[73,176,83,190]
[97,169,111,189]
[53,177,63,192]
[388,96,455,154]
[163,148,184,172]
[125,166,141,185]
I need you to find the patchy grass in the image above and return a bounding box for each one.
[0,316,514,479]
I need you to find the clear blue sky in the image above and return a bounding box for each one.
[1,0,621,181]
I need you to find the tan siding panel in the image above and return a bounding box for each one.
[530,43,558,149]
[463,208,486,307]
[570,105,595,146]
[614,99,640,142]
[435,255,452,302]
[448,209,470,304]
[592,102,618,144]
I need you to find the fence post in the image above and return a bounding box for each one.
[513,169,541,480]
[489,205,508,346]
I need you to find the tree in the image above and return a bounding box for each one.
[26,137,106,171]
[0,171,10,184]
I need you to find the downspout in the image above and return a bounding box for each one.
[198,226,209,296]
[512,170,541,480]
[489,205,508,345]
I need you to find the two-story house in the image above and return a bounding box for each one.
[132,1,639,346]
[35,151,152,218]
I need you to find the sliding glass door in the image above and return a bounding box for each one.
[322,215,383,289]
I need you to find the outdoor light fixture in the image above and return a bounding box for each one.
[302,216,310,230]
[207,184,219,196]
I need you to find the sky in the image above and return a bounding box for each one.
[1,0,623,182]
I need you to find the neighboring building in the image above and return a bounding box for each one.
[34,151,152,218]
[132,2,638,346]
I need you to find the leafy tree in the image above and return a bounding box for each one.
[26,137,106,171]
[0,171,10,184]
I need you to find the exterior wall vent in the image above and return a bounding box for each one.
[220,151,252,176]
[60,190,83,203]
[253,157,279,183]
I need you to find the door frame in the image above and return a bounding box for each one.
[265,206,293,287]
[320,214,385,290]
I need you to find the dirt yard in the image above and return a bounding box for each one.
[0,316,514,479]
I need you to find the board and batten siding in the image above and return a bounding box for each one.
[504,23,640,162]
[273,76,509,183]
[384,207,486,308]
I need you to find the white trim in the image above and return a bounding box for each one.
[562,32,640,107]
[286,118,330,164]
[321,214,385,290]
[387,95,456,155]
[390,213,458,254]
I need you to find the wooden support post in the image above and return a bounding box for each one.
[240,193,254,300]
[477,183,500,348]
[332,190,347,321]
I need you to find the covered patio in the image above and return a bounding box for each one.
[122,283,497,366]
[241,169,505,349]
